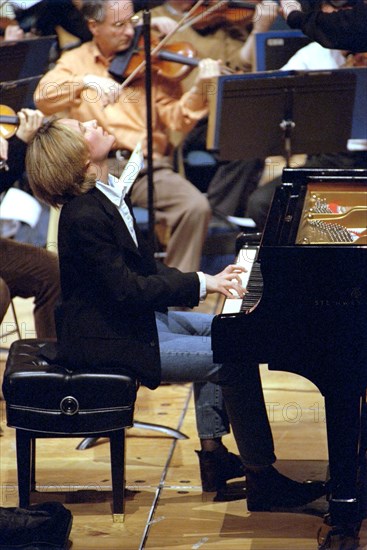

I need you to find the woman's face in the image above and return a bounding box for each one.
[60,118,116,162]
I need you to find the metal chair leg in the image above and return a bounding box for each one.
[0,299,22,352]
[133,420,188,440]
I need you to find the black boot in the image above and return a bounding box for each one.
[196,446,245,492]
[245,465,326,511]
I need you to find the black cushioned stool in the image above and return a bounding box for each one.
[2,339,137,522]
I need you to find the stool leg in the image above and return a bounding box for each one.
[109,429,125,522]
[16,430,32,508]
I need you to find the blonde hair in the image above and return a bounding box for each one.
[26,119,96,208]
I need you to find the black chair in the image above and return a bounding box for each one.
[2,339,137,522]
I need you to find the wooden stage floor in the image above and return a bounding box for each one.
[1,297,366,549]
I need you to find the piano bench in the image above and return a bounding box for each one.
[2,339,137,522]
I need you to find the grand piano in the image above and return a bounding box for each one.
[212,168,367,538]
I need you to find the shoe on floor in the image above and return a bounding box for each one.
[196,446,245,492]
[245,465,326,511]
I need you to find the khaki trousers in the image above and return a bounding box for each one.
[0,238,60,339]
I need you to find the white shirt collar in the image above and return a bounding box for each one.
[96,174,126,207]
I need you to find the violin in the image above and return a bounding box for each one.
[111,32,199,83]
[343,52,367,67]
[109,1,237,100]
[110,32,235,88]
[178,0,260,31]
[0,104,19,140]
[0,105,18,170]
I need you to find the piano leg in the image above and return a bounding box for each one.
[358,392,367,520]
[324,392,362,524]
[317,392,364,549]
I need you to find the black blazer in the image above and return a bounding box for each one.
[56,187,200,389]
[287,1,367,51]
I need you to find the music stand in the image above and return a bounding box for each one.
[207,70,356,166]
[0,75,42,111]
[340,66,367,141]
[0,36,56,82]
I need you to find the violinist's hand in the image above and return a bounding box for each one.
[16,109,44,143]
[252,1,279,32]
[83,75,120,107]
[4,24,25,42]
[197,58,222,83]
[0,136,9,161]
[151,16,177,37]
[279,0,302,19]
[204,264,247,299]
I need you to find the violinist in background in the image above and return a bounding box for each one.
[0,108,60,343]
[150,1,279,81]
[149,0,278,222]
[34,0,217,274]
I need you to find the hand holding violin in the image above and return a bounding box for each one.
[190,57,222,94]
[150,16,178,37]
[16,109,44,143]
[0,106,44,142]
[196,58,222,81]
[4,24,25,42]
[0,108,44,171]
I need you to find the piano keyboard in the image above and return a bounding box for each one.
[222,246,262,315]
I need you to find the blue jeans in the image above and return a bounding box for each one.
[156,310,276,467]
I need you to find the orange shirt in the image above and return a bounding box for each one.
[35,41,209,157]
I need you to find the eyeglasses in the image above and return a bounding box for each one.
[90,14,140,30]
[113,14,140,29]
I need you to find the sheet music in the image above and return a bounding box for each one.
[10,0,43,8]
[0,188,41,227]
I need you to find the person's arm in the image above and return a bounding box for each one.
[64,193,246,309]
[0,136,25,193]
[281,0,367,51]
[3,24,25,41]
[0,109,44,193]
[63,197,201,310]
[239,0,279,69]
[34,43,124,112]
[156,257,246,300]
[155,58,221,134]
[34,47,89,114]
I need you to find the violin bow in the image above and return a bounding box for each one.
[116,0,206,94]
